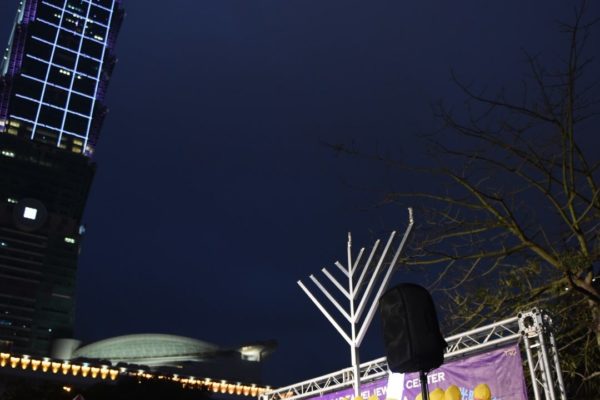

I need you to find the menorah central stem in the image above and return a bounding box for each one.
[351,345,360,398]
[348,233,361,398]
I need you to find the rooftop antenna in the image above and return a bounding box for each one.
[298,208,414,398]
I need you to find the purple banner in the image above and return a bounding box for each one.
[307,345,527,400]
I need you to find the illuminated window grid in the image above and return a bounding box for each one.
[60,0,114,14]
[41,0,110,30]
[21,73,95,100]
[82,0,113,13]
[15,93,92,120]
[13,63,95,139]
[14,54,96,140]
[31,35,102,64]
[25,54,99,82]
[56,0,95,148]
[36,18,105,46]
[12,115,87,140]
[81,0,115,154]
[15,0,115,153]
[29,0,70,142]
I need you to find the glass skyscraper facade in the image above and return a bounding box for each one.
[0,0,123,157]
[0,0,123,355]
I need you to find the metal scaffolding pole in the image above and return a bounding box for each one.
[518,309,567,400]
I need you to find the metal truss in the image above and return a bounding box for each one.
[261,309,565,400]
[443,315,520,360]
[262,357,389,400]
[519,309,566,400]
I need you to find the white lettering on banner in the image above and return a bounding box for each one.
[349,384,389,399]
[403,373,446,389]
[324,372,447,400]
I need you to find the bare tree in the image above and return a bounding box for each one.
[335,2,600,397]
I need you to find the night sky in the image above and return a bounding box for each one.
[1,0,599,387]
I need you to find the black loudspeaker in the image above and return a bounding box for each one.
[379,283,447,373]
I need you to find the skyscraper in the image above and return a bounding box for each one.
[0,0,123,355]
[1,0,123,156]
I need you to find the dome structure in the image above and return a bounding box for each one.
[72,334,219,366]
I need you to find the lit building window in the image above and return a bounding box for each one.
[23,207,38,220]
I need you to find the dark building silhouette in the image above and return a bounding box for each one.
[0,0,123,355]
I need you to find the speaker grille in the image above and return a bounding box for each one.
[379,284,447,373]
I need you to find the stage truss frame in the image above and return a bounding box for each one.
[261,308,566,400]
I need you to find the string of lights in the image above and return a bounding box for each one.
[0,352,271,396]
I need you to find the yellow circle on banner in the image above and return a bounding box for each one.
[414,393,422,400]
[368,395,378,400]
[355,396,363,400]
[444,385,461,400]
[474,384,491,400]
[430,388,444,400]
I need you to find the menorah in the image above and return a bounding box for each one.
[298,208,414,397]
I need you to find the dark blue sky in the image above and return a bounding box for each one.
[1,0,599,387]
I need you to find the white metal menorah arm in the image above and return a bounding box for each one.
[297,279,353,345]
[297,207,414,346]
[296,207,414,397]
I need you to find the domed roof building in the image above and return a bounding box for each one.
[52,335,276,384]
[72,334,219,366]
